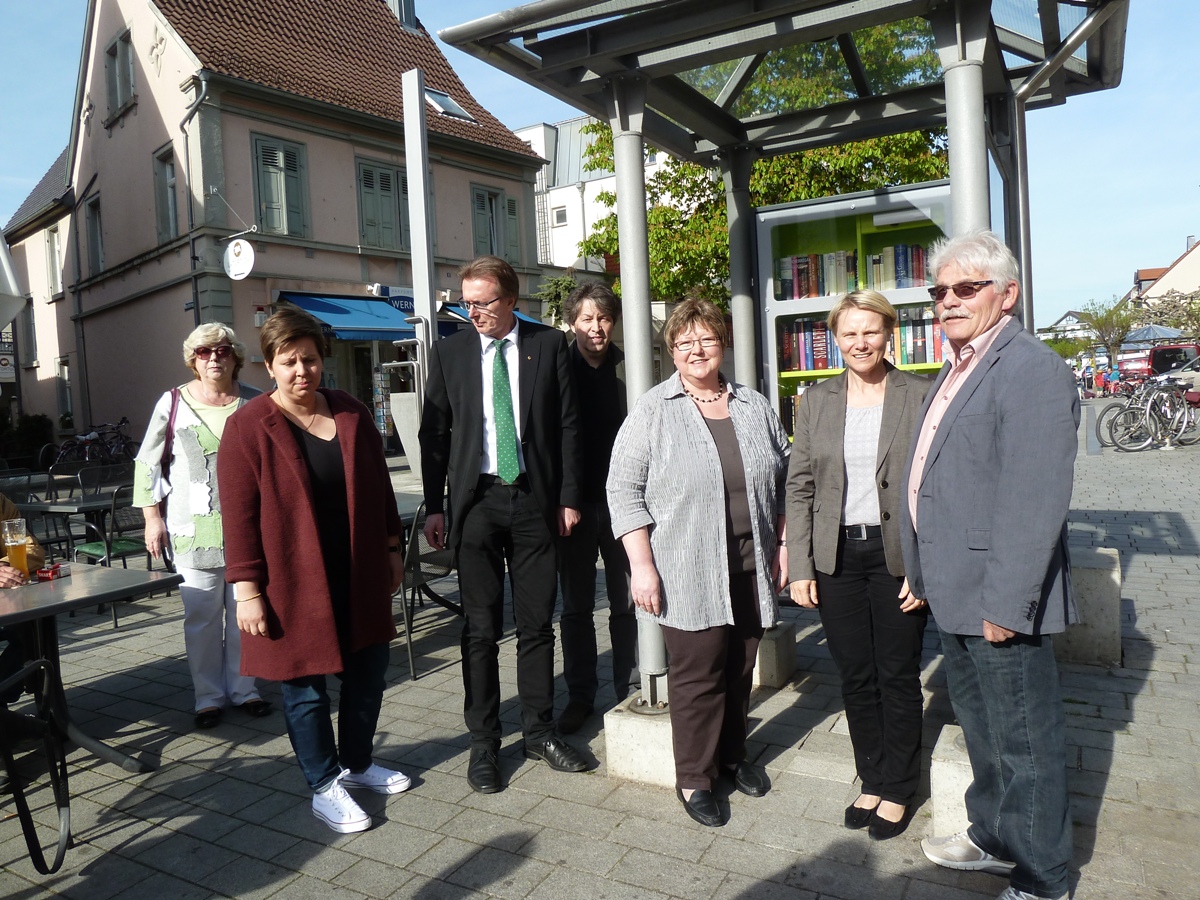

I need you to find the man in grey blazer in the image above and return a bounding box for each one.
[901,231,1079,900]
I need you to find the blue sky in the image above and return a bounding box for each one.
[1,2,1194,329]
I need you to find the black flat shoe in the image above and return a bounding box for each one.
[467,746,503,794]
[844,802,877,830]
[194,707,222,729]
[523,736,587,772]
[726,762,769,798]
[239,699,272,718]
[676,788,726,828]
[868,805,913,840]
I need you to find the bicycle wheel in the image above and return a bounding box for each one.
[1094,403,1125,448]
[1176,406,1200,445]
[55,441,86,463]
[116,439,140,461]
[1109,408,1156,452]
[36,443,59,470]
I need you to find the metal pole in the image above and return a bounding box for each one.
[403,69,438,356]
[606,75,667,707]
[721,146,758,389]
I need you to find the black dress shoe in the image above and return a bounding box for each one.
[556,699,593,735]
[467,746,503,794]
[676,788,726,828]
[844,803,874,829]
[194,707,222,729]
[523,736,587,772]
[727,762,769,798]
[868,805,912,840]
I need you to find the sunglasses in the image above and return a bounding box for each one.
[927,280,994,303]
[195,345,234,360]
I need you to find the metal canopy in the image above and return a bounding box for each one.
[441,0,1128,164]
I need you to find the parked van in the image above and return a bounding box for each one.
[1118,343,1200,378]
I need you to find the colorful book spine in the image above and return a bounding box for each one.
[911,308,927,363]
[777,257,791,300]
[813,321,829,370]
[881,246,896,290]
[803,320,814,370]
[781,320,793,371]
[808,254,820,298]
[932,317,943,363]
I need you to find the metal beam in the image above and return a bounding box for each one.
[715,54,766,111]
[643,76,747,147]
[740,83,945,147]
[837,33,873,98]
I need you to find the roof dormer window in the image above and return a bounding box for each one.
[425,89,474,122]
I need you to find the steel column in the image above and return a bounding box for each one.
[721,146,758,389]
[403,69,439,357]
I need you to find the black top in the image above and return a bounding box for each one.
[703,415,756,573]
[287,421,353,642]
[569,342,626,502]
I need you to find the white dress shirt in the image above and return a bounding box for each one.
[479,321,527,476]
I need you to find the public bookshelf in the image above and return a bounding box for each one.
[756,180,952,435]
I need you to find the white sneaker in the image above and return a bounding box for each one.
[922,831,1016,876]
[340,762,412,795]
[997,888,1068,900]
[312,777,371,833]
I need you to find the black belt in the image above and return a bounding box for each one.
[843,524,882,541]
[477,473,529,490]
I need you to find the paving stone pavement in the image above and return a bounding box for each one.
[2,399,1198,899]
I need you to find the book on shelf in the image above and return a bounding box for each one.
[812,321,829,370]
[932,317,943,363]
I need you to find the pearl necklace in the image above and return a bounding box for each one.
[683,378,726,404]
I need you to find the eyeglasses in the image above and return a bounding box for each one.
[673,337,722,353]
[461,296,504,312]
[195,345,233,360]
[927,280,994,303]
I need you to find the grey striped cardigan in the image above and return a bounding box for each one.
[606,372,790,631]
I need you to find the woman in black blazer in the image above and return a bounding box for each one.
[785,290,930,840]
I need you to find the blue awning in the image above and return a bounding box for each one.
[279,292,415,341]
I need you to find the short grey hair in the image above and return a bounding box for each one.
[927,229,1020,293]
[563,281,621,325]
[182,322,247,378]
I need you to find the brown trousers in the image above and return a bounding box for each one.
[661,571,765,791]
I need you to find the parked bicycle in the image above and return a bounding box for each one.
[1107,380,1200,452]
[46,417,141,466]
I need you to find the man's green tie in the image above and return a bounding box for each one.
[492,339,520,483]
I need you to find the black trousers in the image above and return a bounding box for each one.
[556,500,637,706]
[816,534,927,805]
[458,478,558,748]
[661,571,764,791]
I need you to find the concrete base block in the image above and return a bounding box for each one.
[930,724,972,838]
[603,693,675,788]
[1059,546,1122,667]
[753,621,798,688]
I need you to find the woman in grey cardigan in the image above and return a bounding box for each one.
[607,299,789,828]
[785,290,930,840]
[133,323,264,730]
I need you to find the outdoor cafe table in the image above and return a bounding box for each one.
[16,491,123,531]
[0,566,183,774]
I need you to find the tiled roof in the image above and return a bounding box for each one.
[152,0,539,160]
[4,146,71,236]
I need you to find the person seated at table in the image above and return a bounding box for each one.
[218,308,408,834]
[0,491,47,707]
[134,323,267,731]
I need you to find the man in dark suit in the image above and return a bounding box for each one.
[901,231,1079,900]
[419,255,586,793]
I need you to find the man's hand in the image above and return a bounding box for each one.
[789,579,818,608]
[0,562,27,588]
[423,513,446,550]
[982,619,1016,643]
[898,577,926,613]
[558,506,581,537]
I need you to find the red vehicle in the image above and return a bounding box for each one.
[1118,344,1200,379]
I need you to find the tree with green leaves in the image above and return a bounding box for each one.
[1044,336,1091,362]
[1077,298,1136,367]
[578,18,949,304]
[531,271,581,326]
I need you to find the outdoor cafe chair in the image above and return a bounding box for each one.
[395,502,461,680]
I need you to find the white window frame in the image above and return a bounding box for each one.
[425,89,474,122]
[551,206,568,227]
[56,357,72,422]
[46,226,62,297]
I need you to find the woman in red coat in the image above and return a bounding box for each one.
[219,308,405,834]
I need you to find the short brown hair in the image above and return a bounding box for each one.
[260,307,326,365]
[459,255,519,300]
[564,281,621,325]
[663,298,728,350]
[826,289,898,335]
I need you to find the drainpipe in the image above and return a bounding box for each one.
[180,72,210,328]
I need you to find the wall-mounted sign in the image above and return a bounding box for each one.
[0,355,15,383]
[223,239,255,281]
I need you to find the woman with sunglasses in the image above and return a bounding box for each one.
[785,289,930,840]
[134,323,266,729]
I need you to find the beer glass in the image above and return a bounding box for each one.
[3,518,28,578]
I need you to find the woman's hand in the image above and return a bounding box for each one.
[771,543,790,592]
[789,579,819,608]
[897,577,926,613]
[143,510,169,560]
[235,582,269,637]
[629,561,662,616]
[0,563,27,588]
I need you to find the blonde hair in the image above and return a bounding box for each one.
[827,290,898,335]
[182,323,247,378]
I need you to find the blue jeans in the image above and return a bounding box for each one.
[939,627,1072,899]
[280,642,390,792]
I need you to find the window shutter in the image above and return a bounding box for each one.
[398,173,412,250]
[376,168,397,250]
[360,164,379,246]
[505,196,520,263]
[283,147,305,236]
[472,188,493,256]
[257,141,286,234]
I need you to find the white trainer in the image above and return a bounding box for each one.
[921,831,1016,876]
[312,777,371,833]
[340,762,412,795]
